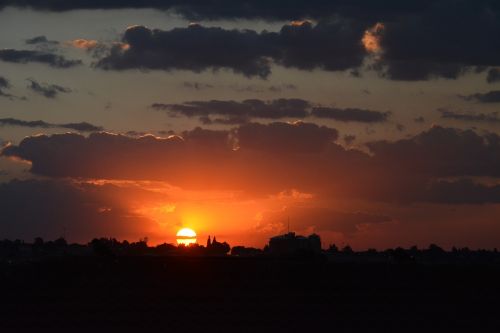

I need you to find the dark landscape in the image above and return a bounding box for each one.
[1,238,500,332]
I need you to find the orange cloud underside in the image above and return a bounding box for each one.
[362,22,385,53]
[68,38,99,49]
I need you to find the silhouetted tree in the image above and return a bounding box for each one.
[33,237,44,247]
[327,244,339,254]
[342,245,354,254]
[90,238,114,257]
[54,237,67,247]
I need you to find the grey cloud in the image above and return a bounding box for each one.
[311,107,390,123]
[27,79,72,98]
[153,98,311,119]
[0,76,23,100]
[0,76,9,88]
[153,98,389,123]
[0,118,103,132]
[0,49,82,68]
[199,116,249,125]
[462,90,500,103]
[268,84,297,93]
[25,35,59,45]
[0,76,13,99]
[439,109,500,123]
[182,81,214,90]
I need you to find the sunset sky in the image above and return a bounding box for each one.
[2,1,500,249]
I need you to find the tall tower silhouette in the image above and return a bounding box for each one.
[207,235,212,248]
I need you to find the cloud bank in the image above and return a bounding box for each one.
[96,22,366,78]
[3,124,500,204]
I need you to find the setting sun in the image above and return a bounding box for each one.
[176,228,197,246]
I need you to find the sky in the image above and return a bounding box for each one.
[1,1,500,249]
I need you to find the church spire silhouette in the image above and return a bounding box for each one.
[207,235,212,248]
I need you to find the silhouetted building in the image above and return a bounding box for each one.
[206,235,230,255]
[268,232,321,255]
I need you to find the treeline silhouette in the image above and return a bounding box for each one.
[1,237,499,265]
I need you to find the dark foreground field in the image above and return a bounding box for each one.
[1,256,499,332]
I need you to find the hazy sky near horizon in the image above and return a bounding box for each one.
[2,1,500,249]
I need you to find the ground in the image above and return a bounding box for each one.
[1,256,499,332]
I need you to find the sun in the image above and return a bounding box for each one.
[176,228,197,246]
[177,228,196,238]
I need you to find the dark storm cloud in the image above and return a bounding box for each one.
[0,0,441,21]
[152,99,311,119]
[311,107,390,123]
[153,99,389,123]
[0,49,82,68]
[439,109,500,123]
[96,21,367,78]
[462,91,500,103]
[3,124,500,204]
[374,2,500,81]
[0,118,103,132]
[0,179,159,242]
[27,79,72,98]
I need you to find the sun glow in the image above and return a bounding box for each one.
[176,228,197,246]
